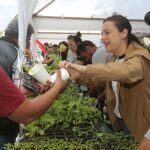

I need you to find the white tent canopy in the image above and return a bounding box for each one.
[33,16,150,44]
[18,0,150,48]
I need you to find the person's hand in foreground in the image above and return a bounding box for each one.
[20,80,52,97]
[53,69,68,93]
[59,60,87,80]
[36,69,68,94]
[7,70,68,124]
[37,80,52,94]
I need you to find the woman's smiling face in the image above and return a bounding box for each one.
[101,21,125,54]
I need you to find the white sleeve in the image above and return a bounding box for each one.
[144,129,150,140]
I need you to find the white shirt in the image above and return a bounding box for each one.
[112,57,150,139]
[112,58,124,118]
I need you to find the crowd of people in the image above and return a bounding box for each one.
[0,11,150,150]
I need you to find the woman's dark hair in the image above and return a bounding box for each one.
[103,15,142,46]
[144,11,150,25]
[44,42,50,47]
[67,31,82,45]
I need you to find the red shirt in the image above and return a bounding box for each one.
[0,67,25,117]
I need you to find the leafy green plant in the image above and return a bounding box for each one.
[25,83,102,138]
[5,133,138,150]
[6,83,138,149]
[45,54,61,73]
[144,44,150,52]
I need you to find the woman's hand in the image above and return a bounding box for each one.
[59,61,87,80]
[59,60,71,69]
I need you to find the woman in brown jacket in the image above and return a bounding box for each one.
[59,15,150,150]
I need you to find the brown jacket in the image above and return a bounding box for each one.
[79,42,150,142]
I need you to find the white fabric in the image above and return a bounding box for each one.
[12,47,26,87]
[18,0,37,53]
[112,58,124,118]
[17,1,38,142]
[144,129,150,140]
[112,80,121,118]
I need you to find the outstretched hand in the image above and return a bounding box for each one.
[59,61,87,80]
[53,70,68,93]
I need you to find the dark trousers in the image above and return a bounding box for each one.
[0,135,15,150]
[117,118,130,134]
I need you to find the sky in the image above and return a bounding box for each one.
[0,0,150,31]
[40,0,150,19]
[0,0,17,31]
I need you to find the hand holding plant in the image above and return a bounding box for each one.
[19,85,36,97]
[37,80,52,94]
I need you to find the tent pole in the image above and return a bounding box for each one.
[33,0,55,16]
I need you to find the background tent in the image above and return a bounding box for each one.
[1,0,150,49]
[32,0,150,45]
